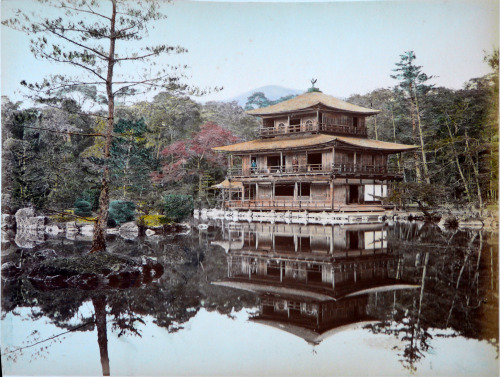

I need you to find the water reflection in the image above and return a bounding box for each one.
[1,221,498,376]
[212,223,419,347]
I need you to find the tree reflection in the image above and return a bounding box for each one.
[1,227,257,375]
[1,223,497,374]
[369,223,498,372]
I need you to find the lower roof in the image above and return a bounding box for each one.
[213,134,417,154]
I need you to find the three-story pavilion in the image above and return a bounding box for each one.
[211,87,416,220]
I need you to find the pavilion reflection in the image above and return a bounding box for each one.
[212,222,419,345]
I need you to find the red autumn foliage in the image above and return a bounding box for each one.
[152,122,238,183]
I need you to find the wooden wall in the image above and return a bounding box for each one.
[311,183,329,200]
[333,184,347,206]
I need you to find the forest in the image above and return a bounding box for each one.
[2,49,498,222]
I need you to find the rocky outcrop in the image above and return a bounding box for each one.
[15,208,46,230]
[119,222,139,239]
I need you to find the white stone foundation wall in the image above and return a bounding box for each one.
[194,208,384,225]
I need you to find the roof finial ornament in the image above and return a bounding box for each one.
[307,78,321,93]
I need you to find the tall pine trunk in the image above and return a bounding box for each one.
[91,0,116,253]
[413,90,430,184]
[445,115,472,202]
[409,83,422,182]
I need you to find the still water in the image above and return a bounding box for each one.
[1,221,498,376]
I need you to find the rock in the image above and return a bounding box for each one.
[15,207,35,226]
[1,214,14,229]
[45,225,62,235]
[197,224,208,230]
[145,228,156,236]
[107,227,120,235]
[15,229,45,248]
[119,222,139,239]
[15,208,46,230]
[80,224,94,236]
[66,222,78,235]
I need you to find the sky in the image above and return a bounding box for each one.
[1,0,499,104]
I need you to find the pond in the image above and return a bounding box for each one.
[1,221,498,376]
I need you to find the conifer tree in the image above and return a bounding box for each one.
[3,0,196,251]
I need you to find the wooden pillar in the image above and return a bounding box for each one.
[256,183,259,199]
[332,268,335,289]
[332,146,336,167]
[242,185,245,202]
[330,180,334,211]
[299,181,302,208]
[294,182,298,200]
[330,226,334,254]
[272,181,275,201]
[280,151,283,170]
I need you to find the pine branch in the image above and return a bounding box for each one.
[18,124,107,138]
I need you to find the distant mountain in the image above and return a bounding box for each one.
[226,85,303,107]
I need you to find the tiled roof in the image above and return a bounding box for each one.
[213,134,417,153]
[246,91,379,116]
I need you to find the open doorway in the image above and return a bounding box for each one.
[349,185,359,204]
[267,155,280,172]
[307,153,322,170]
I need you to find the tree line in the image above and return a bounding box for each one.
[2,49,498,222]
[1,0,497,254]
[348,50,498,214]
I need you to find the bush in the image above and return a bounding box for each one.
[74,199,92,217]
[138,214,171,227]
[108,200,135,227]
[79,189,100,211]
[164,195,193,223]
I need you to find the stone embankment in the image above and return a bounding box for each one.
[2,208,191,249]
[196,207,498,232]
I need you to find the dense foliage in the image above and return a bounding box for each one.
[108,200,135,227]
[163,194,194,223]
[348,50,498,212]
[1,50,497,219]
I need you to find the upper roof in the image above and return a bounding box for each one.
[212,134,418,153]
[246,91,380,116]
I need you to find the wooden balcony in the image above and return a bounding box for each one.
[331,163,401,176]
[227,163,403,179]
[259,122,367,138]
[228,164,328,177]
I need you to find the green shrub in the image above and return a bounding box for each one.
[74,199,92,217]
[80,189,100,211]
[138,214,171,227]
[108,200,135,227]
[164,195,193,223]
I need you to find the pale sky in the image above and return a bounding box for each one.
[1,0,498,104]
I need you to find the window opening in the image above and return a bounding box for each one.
[275,184,294,197]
